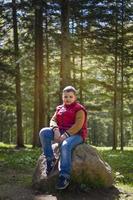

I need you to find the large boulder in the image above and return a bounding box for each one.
[32,144,114,192]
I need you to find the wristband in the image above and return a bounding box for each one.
[64,131,70,138]
[52,126,58,131]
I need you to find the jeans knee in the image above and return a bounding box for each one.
[61,140,71,151]
[39,128,44,138]
[39,128,47,138]
[39,127,51,139]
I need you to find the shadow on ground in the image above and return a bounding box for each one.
[34,185,133,200]
[0,183,133,200]
[0,166,132,200]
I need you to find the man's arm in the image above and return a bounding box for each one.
[50,112,58,128]
[67,110,85,135]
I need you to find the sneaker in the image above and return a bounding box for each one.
[46,158,55,175]
[56,175,70,190]
[46,158,58,176]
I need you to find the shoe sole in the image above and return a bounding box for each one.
[56,182,69,190]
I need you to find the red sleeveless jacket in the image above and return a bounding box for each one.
[56,102,88,141]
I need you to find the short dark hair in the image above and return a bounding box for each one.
[63,86,77,94]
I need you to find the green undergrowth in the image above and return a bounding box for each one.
[0,143,41,171]
[71,171,105,190]
[0,143,133,191]
[0,143,41,187]
[97,146,133,191]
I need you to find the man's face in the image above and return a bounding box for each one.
[62,91,76,105]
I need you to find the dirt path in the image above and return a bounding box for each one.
[0,168,132,200]
[0,183,133,200]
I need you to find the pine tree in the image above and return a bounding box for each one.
[12,0,24,148]
[33,0,45,147]
[60,0,71,94]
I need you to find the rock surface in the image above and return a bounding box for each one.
[32,144,114,191]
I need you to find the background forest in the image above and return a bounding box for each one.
[0,0,133,149]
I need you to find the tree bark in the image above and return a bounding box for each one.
[33,0,44,147]
[45,1,50,125]
[79,19,83,103]
[112,1,118,150]
[60,0,71,95]
[71,17,76,87]
[120,0,125,151]
[12,0,24,148]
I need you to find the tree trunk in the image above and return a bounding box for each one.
[45,1,50,125]
[60,0,71,95]
[38,2,45,131]
[71,17,76,87]
[120,0,125,151]
[112,1,118,150]
[12,0,24,148]
[33,0,44,147]
[79,21,83,103]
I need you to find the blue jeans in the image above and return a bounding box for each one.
[39,127,83,179]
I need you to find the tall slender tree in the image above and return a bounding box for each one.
[79,15,84,103]
[33,0,44,147]
[45,1,51,124]
[120,0,125,150]
[71,17,76,87]
[60,0,71,94]
[113,1,118,150]
[12,0,24,147]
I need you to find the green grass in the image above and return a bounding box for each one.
[0,142,41,171]
[0,143,133,192]
[97,146,133,192]
[0,142,42,187]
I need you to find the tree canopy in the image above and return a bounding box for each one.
[0,0,133,149]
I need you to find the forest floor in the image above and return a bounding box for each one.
[0,167,133,200]
[0,145,133,200]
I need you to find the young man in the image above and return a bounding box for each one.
[39,86,87,190]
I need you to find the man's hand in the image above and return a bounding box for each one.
[53,128,61,143]
[59,133,69,142]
